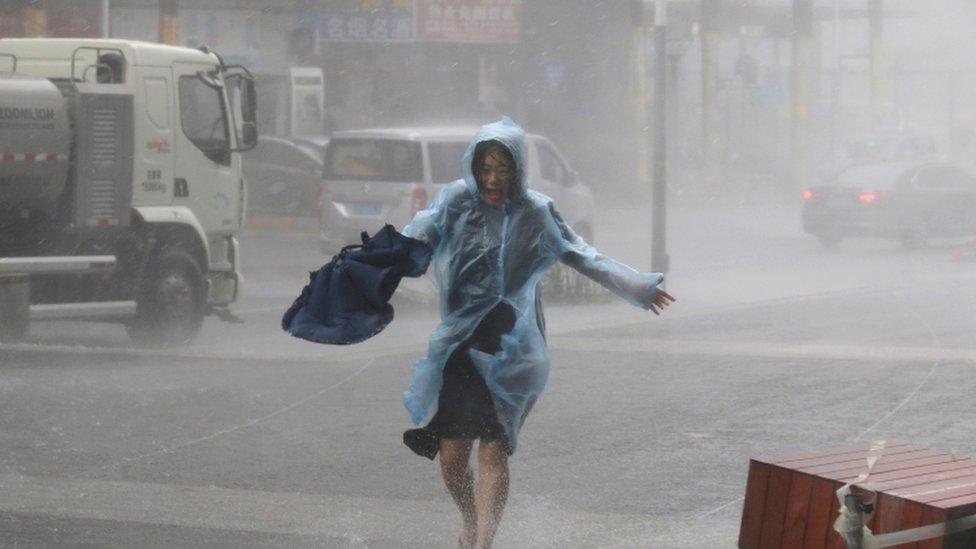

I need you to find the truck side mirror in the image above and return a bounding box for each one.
[225,72,258,151]
[241,122,257,150]
[238,79,257,150]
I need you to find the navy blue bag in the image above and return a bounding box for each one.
[281,225,433,345]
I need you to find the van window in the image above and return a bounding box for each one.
[537,140,571,186]
[429,141,470,184]
[324,139,422,182]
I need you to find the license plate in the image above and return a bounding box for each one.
[349,203,380,215]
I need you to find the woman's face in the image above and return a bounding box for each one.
[478,149,515,206]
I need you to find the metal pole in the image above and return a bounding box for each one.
[868,0,884,127]
[651,0,668,275]
[791,0,814,193]
[632,1,650,189]
[700,0,720,186]
[102,0,110,38]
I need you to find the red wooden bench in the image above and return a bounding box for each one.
[739,442,976,548]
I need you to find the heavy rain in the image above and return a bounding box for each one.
[2,1,976,547]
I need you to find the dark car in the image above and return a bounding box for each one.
[803,162,976,248]
[243,135,324,217]
[815,129,942,186]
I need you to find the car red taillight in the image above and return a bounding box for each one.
[858,192,879,205]
[411,186,428,216]
[802,189,814,201]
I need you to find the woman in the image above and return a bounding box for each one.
[401,117,674,548]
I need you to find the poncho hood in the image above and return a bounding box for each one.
[460,116,529,203]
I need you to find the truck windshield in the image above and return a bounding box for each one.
[178,74,228,156]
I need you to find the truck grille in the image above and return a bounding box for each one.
[90,109,118,163]
[89,180,116,219]
[73,91,133,228]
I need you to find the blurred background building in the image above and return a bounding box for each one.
[3,0,975,201]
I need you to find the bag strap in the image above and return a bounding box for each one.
[339,242,364,255]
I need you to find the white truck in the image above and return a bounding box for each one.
[0,39,257,345]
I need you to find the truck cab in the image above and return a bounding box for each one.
[0,39,257,345]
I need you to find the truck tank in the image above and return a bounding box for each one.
[0,73,71,215]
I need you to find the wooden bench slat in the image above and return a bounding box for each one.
[758,466,794,547]
[802,450,944,477]
[834,455,960,482]
[802,477,838,549]
[860,461,976,491]
[756,442,912,465]
[782,445,925,470]
[783,472,815,546]
[739,460,771,548]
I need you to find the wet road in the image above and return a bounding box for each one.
[3,197,976,547]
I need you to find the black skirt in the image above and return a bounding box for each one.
[403,303,516,459]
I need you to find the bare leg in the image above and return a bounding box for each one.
[439,438,477,548]
[474,440,509,549]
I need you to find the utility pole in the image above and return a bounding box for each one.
[791,0,814,192]
[868,0,884,128]
[651,0,669,275]
[632,1,650,189]
[102,0,110,38]
[159,0,179,45]
[700,0,720,186]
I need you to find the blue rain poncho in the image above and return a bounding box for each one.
[403,117,663,452]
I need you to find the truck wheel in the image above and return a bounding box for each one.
[126,247,206,346]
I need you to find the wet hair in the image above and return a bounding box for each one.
[472,139,517,195]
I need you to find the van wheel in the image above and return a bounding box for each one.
[126,247,206,347]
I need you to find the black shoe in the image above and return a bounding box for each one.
[403,428,439,460]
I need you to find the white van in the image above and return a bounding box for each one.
[317,126,595,251]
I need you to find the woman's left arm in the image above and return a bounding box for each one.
[548,203,675,313]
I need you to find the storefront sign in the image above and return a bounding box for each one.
[301,2,414,46]
[415,0,522,44]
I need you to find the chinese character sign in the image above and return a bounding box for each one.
[304,9,413,45]
[415,0,522,44]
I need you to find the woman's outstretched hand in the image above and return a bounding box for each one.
[649,289,675,316]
